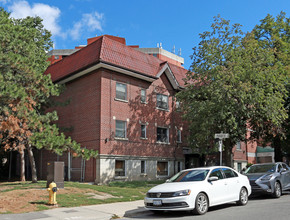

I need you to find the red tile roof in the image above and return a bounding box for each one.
[168,63,188,88]
[45,35,188,88]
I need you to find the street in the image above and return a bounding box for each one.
[124,192,290,220]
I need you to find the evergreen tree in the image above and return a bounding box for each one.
[0,8,98,182]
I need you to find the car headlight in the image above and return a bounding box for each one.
[261,175,273,181]
[173,189,191,197]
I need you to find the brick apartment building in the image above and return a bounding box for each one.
[40,35,190,183]
[36,34,274,183]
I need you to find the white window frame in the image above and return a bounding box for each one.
[236,141,241,150]
[156,93,169,110]
[116,82,127,101]
[157,127,169,144]
[115,160,126,177]
[140,124,147,139]
[140,88,146,103]
[177,129,182,143]
[177,161,182,172]
[141,160,146,174]
[157,161,168,176]
[115,120,127,139]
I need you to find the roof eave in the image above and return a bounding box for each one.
[156,63,180,90]
[55,61,157,84]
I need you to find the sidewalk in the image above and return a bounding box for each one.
[0,200,148,220]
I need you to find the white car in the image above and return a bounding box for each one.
[144,166,251,215]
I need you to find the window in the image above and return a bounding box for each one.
[156,94,168,110]
[277,164,283,172]
[177,161,182,172]
[141,160,146,174]
[209,168,224,180]
[282,163,289,170]
[115,120,126,138]
[141,124,146,139]
[222,168,238,178]
[115,160,125,176]
[141,89,146,103]
[177,129,182,143]
[157,127,169,143]
[157,161,168,176]
[176,100,181,111]
[236,141,241,150]
[237,163,242,173]
[116,82,127,101]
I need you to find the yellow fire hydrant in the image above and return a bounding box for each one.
[47,182,58,205]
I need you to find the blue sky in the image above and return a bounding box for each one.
[1,0,289,69]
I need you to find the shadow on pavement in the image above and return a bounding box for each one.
[127,203,237,219]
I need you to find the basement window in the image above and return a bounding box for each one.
[141,160,146,174]
[115,160,125,176]
[157,161,168,176]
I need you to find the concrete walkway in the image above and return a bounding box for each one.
[0,200,148,220]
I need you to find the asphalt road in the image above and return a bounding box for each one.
[124,192,290,220]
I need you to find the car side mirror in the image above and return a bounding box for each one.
[281,168,287,173]
[208,176,219,182]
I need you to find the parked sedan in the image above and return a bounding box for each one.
[244,162,290,198]
[144,166,251,215]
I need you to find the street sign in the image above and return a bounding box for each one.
[214,133,229,166]
[215,133,229,139]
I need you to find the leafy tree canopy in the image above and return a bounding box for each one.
[177,13,289,157]
[253,12,290,158]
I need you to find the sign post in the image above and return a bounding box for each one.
[214,133,229,166]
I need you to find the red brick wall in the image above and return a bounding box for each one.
[44,67,187,181]
[99,69,185,159]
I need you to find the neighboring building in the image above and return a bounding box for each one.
[40,35,188,183]
[232,130,275,172]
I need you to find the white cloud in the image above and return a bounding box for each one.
[70,11,104,40]
[6,1,105,43]
[8,1,64,38]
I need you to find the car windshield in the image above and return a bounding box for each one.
[245,164,276,174]
[168,169,209,182]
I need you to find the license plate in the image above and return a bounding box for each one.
[153,200,162,206]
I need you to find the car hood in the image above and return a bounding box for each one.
[245,173,272,181]
[148,181,204,193]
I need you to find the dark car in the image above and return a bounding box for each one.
[244,162,290,198]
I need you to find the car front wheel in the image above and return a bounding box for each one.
[236,187,248,205]
[272,181,281,198]
[193,192,208,215]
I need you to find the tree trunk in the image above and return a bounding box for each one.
[20,150,25,182]
[27,145,37,183]
[224,140,233,167]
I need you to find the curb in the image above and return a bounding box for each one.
[123,207,149,218]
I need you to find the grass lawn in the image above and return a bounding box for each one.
[0,180,163,214]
